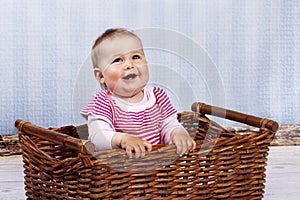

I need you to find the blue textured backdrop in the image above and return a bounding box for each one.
[0,0,299,134]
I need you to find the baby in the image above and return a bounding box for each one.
[81,28,195,158]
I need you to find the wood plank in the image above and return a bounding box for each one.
[264,146,300,200]
[0,182,26,200]
[0,155,25,200]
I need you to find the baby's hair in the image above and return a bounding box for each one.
[91,28,141,68]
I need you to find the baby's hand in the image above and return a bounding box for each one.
[112,133,152,158]
[170,127,196,156]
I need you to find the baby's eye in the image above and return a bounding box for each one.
[112,58,122,64]
[132,55,141,60]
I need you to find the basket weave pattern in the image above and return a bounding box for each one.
[16,102,278,199]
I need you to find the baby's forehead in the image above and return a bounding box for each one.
[97,35,143,56]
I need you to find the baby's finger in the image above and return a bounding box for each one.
[144,141,152,153]
[190,140,196,152]
[184,140,195,155]
[185,140,194,153]
[126,146,134,158]
[176,141,185,156]
[183,141,192,155]
[134,144,146,158]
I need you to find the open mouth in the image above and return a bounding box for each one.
[122,74,137,80]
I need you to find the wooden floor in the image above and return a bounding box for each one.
[0,154,25,200]
[0,146,299,200]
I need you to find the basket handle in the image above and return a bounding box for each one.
[191,102,279,132]
[15,119,95,155]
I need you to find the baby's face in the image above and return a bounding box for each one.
[94,35,149,99]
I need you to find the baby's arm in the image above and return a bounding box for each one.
[88,114,115,150]
[112,133,152,158]
[88,114,152,158]
[170,127,196,156]
[161,115,196,156]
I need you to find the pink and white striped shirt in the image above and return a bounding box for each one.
[81,87,181,150]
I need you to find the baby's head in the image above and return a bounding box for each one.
[92,28,149,99]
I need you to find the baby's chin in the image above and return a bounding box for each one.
[111,86,146,99]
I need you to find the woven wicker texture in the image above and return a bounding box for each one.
[15,102,278,200]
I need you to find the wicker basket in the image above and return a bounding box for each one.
[15,102,278,200]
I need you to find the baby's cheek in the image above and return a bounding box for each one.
[105,72,122,90]
[110,72,121,82]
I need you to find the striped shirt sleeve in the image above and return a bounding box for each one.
[80,90,114,125]
[153,87,177,119]
[87,113,116,150]
[153,87,182,144]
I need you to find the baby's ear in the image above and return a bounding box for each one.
[94,68,105,84]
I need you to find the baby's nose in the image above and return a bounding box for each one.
[124,60,134,70]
